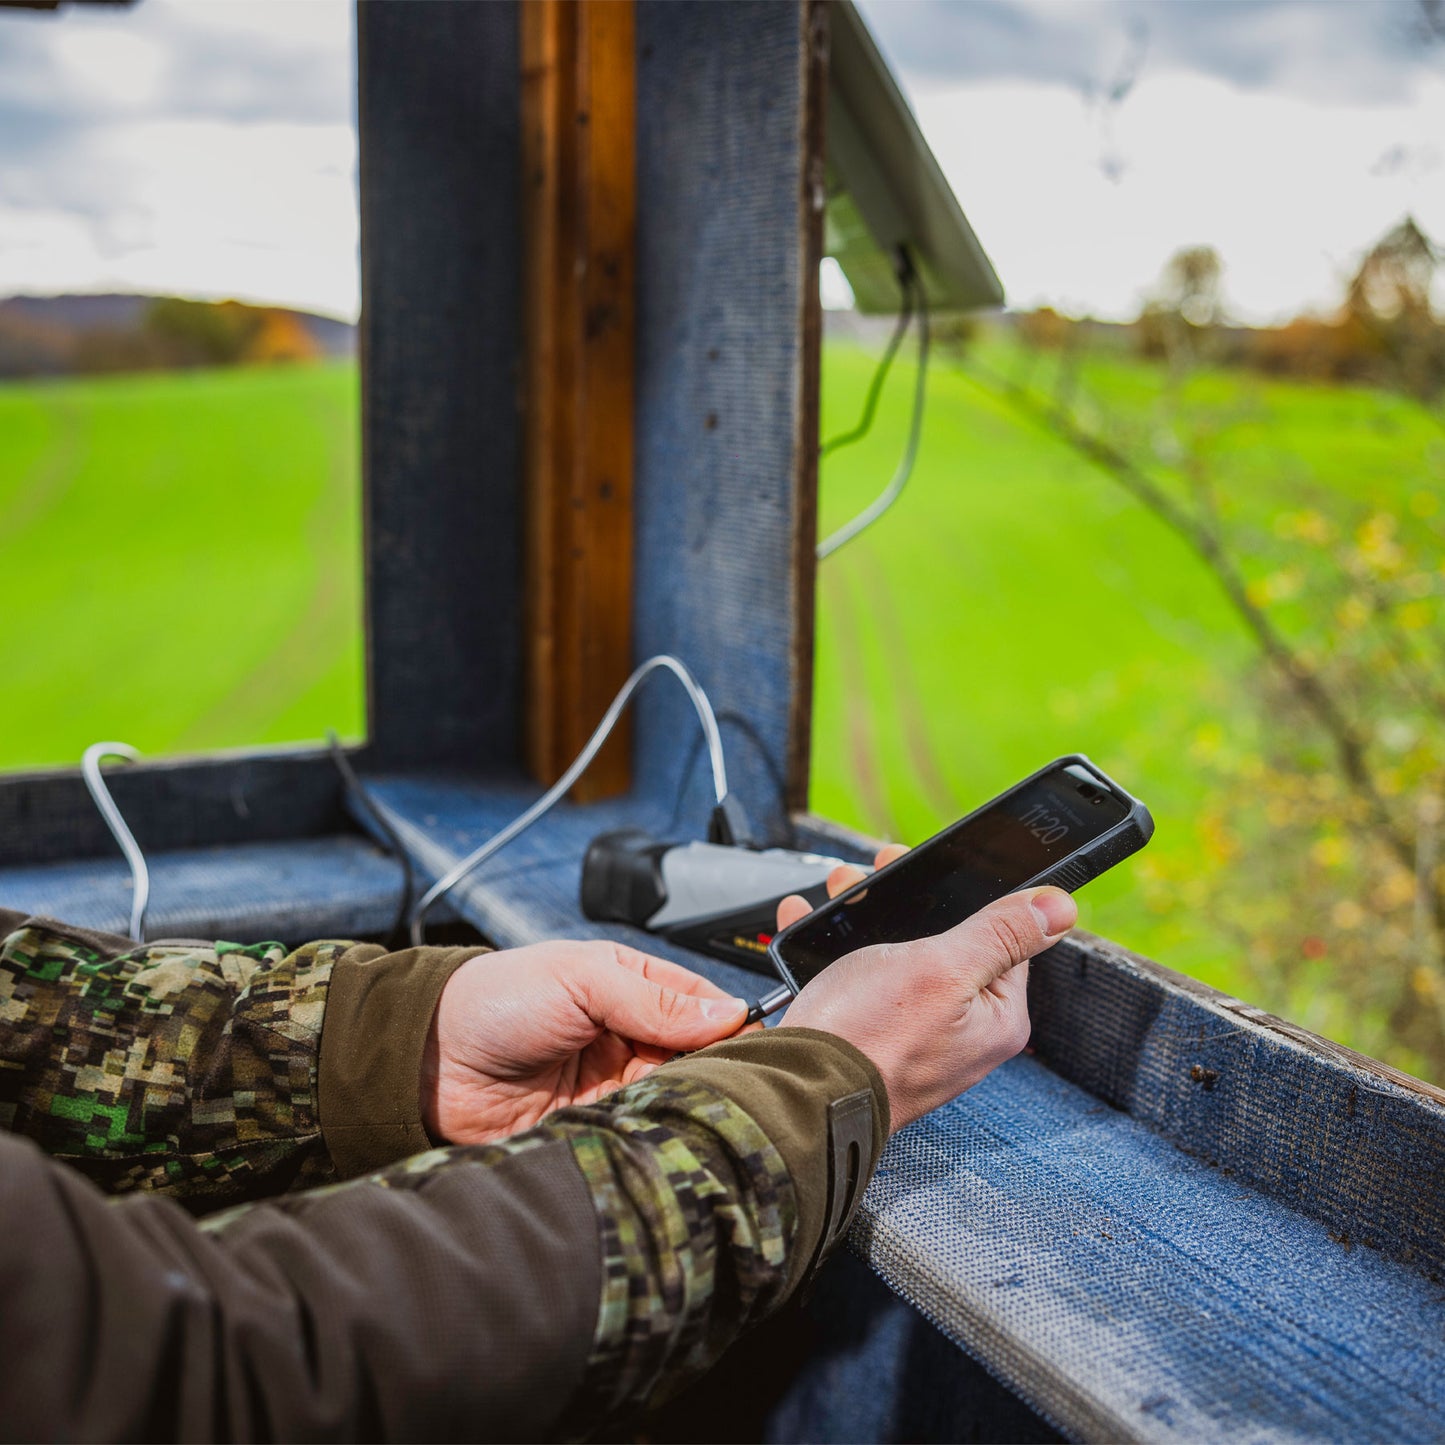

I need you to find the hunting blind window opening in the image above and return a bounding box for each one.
[0,0,364,777]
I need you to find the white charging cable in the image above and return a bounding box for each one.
[816,269,931,561]
[81,742,150,944]
[408,654,729,945]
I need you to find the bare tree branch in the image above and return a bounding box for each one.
[963,360,1425,894]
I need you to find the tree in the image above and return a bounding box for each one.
[144,298,255,368]
[975,283,1445,1079]
[1159,245,1224,327]
[1340,216,1445,399]
[244,309,321,365]
[1138,245,1224,378]
[1348,216,1435,322]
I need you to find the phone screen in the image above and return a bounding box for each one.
[774,763,1130,988]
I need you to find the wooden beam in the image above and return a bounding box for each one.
[787,0,829,815]
[361,0,524,773]
[520,0,636,797]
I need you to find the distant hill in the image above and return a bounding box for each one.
[0,293,356,378]
[2,294,152,331]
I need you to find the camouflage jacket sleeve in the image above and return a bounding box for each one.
[0,908,481,1208]
[0,1027,887,1442]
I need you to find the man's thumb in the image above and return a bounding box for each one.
[585,967,749,1049]
[933,886,1077,991]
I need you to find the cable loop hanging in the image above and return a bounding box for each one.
[820,245,930,560]
[80,742,150,944]
[816,272,931,561]
[818,279,916,461]
[408,654,729,945]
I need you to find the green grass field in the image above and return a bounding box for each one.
[0,363,364,767]
[815,335,1442,1061]
[814,340,1255,980]
[0,346,1436,1068]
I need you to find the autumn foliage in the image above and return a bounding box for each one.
[0,295,333,378]
[1019,219,1445,404]
[978,217,1445,1080]
[113,298,320,371]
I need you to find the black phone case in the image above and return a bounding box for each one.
[767,753,1154,995]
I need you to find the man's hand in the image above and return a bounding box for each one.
[422,941,749,1145]
[774,846,1076,1132]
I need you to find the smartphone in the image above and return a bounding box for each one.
[768,755,1153,994]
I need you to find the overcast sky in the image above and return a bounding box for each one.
[0,0,356,317]
[856,0,1445,321]
[0,0,1441,323]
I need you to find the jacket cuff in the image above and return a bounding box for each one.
[658,1027,890,1292]
[318,943,488,1179]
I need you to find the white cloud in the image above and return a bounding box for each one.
[0,206,107,297]
[0,0,357,318]
[0,116,358,317]
[859,0,1443,108]
[88,119,359,316]
[4,0,1442,326]
[907,70,1445,322]
[49,26,168,111]
[159,0,355,52]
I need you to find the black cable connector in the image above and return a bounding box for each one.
[746,984,796,1024]
[327,730,415,951]
[707,792,755,849]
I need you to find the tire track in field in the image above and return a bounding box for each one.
[850,545,963,822]
[171,387,356,751]
[820,557,901,839]
[0,395,85,541]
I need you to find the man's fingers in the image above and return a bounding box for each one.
[578,960,748,1050]
[776,894,811,931]
[781,846,910,931]
[922,887,1076,993]
[609,946,738,1001]
[787,848,905,927]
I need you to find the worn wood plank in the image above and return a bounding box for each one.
[0,749,348,868]
[521,0,636,800]
[795,808,1445,1284]
[856,1053,1445,1443]
[629,2,812,844]
[360,773,1445,1444]
[0,835,406,945]
[787,0,828,816]
[360,0,524,774]
[520,0,576,791]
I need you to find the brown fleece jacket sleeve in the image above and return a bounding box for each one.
[0,1026,889,1442]
[318,942,486,1177]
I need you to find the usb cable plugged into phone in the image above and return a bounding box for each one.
[666,984,796,1063]
[746,984,795,1024]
